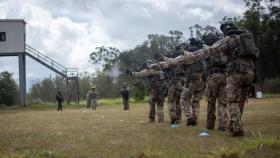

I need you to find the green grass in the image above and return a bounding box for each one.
[1,93,278,110]
[96,97,149,106]
[0,98,280,158]
[0,97,149,110]
[262,93,280,98]
[208,136,280,158]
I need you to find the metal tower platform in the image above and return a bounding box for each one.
[0,45,79,106]
[0,19,79,106]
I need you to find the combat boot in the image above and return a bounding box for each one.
[186,117,194,126]
[218,126,226,131]
[149,118,155,123]
[171,118,177,125]
[206,124,214,130]
[192,119,198,126]
[232,130,245,137]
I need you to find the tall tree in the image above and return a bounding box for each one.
[0,71,18,105]
[89,46,120,71]
[189,24,222,41]
[234,0,280,82]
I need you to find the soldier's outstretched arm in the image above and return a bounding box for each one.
[148,55,185,69]
[183,36,238,63]
[132,69,161,78]
[148,36,238,69]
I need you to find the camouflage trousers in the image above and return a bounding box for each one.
[90,99,97,110]
[180,79,205,121]
[149,93,164,123]
[167,84,182,122]
[206,73,228,130]
[226,70,254,132]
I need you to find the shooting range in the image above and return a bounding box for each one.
[0,0,279,157]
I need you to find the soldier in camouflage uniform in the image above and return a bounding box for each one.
[180,39,207,126]
[88,87,98,110]
[148,21,258,136]
[127,67,168,123]
[203,34,228,131]
[221,23,257,136]
[166,66,185,125]
[180,65,206,126]
[156,50,185,125]
[159,38,206,126]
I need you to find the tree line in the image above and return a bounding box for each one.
[1,0,279,106]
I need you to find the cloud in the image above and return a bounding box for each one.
[185,7,214,21]
[142,8,152,18]
[0,2,8,18]
[17,2,128,72]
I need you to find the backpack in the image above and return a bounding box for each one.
[236,32,259,60]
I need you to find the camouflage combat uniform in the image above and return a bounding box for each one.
[88,89,98,110]
[225,58,255,134]
[133,69,167,123]
[165,66,185,124]
[149,28,258,135]
[205,56,228,130]
[180,61,206,125]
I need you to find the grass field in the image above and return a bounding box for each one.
[0,98,280,158]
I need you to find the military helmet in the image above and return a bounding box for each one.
[154,53,164,61]
[189,38,198,46]
[91,86,96,89]
[220,21,239,34]
[202,33,221,46]
[175,42,188,51]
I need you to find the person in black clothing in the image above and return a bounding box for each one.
[56,91,64,111]
[120,82,130,110]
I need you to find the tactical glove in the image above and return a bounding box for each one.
[126,69,133,76]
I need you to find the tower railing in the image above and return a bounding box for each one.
[25,44,78,79]
[25,44,79,104]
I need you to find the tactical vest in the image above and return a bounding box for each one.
[183,60,208,82]
[163,67,175,80]
[207,56,228,73]
[174,66,185,78]
[89,91,98,99]
[149,77,167,99]
[175,78,185,91]
[189,60,207,73]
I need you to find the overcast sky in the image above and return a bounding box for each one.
[0,0,246,89]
